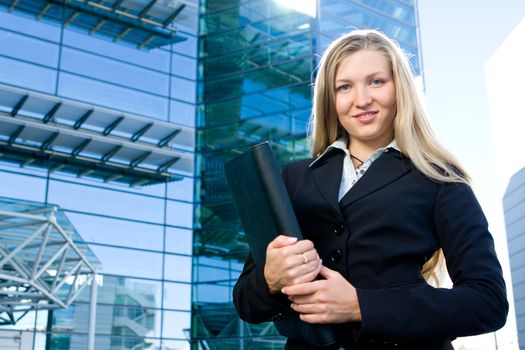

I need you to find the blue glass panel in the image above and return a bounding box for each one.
[0,56,57,93]
[61,47,170,96]
[172,33,198,58]
[0,170,47,202]
[170,76,197,103]
[0,28,59,67]
[47,180,165,224]
[165,199,193,228]
[58,72,169,120]
[171,53,197,80]
[63,28,171,72]
[0,10,60,42]
[165,227,193,255]
[163,254,192,282]
[67,212,164,251]
[162,310,191,339]
[194,283,230,303]
[166,176,194,201]
[163,281,191,310]
[169,99,196,126]
[89,244,163,279]
[75,275,163,309]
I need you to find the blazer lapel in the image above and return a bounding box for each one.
[339,150,412,208]
[311,150,345,222]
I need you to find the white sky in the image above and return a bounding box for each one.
[418,1,525,349]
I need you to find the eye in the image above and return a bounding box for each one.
[370,79,385,86]
[336,84,351,92]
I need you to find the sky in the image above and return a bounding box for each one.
[418,1,525,349]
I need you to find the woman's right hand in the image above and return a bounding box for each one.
[264,235,322,294]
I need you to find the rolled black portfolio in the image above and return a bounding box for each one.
[224,141,337,346]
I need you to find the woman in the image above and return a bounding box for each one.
[233,29,508,349]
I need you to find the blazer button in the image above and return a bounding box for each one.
[332,223,344,236]
[330,249,342,263]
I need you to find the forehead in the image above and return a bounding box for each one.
[335,49,391,78]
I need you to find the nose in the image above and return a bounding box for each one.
[354,86,372,108]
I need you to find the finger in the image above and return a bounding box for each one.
[282,280,322,296]
[277,240,315,258]
[299,313,329,324]
[267,235,298,250]
[319,265,338,279]
[291,302,326,315]
[293,259,322,284]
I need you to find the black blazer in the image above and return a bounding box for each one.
[233,148,508,350]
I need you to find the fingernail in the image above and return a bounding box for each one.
[281,288,287,294]
[287,237,298,243]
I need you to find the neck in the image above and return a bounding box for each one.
[348,137,394,161]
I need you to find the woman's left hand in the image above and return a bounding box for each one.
[281,265,362,323]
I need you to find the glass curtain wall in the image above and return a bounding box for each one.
[192,0,421,349]
[0,1,198,348]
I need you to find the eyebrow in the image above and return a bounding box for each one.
[335,71,389,83]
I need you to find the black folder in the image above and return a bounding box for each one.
[224,141,337,346]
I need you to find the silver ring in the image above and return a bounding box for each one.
[301,253,308,264]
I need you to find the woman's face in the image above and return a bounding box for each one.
[334,49,397,149]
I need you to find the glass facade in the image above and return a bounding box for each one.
[0,0,421,349]
[192,0,421,349]
[503,167,525,349]
[0,0,198,348]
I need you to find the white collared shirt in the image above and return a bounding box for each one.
[310,138,400,202]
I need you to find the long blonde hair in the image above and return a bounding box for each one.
[309,29,469,284]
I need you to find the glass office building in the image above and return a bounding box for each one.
[193,0,421,349]
[0,0,421,349]
[504,167,525,350]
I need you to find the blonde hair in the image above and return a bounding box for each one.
[309,29,470,284]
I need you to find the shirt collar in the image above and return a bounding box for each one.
[309,138,400,167]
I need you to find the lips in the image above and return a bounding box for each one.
[352,111,378,123]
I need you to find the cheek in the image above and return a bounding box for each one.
[335,94,351,115]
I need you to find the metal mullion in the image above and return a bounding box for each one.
[129,151,151,167]
[73,109,94,129]
[8,0,22,11]
[162,3,185,27]
[157,157,179,172]
[10,95,29,117]
[0,209,48,222]
[30,223,53,279]
[64,11,80,26]
[131,123,153,142]
[37,3,53,20]
[89,19,107,34]
[114,27,132,42]
[72,138,91,156]
[40,132,59,150]
[43,102,62,123]
[7,125,25,144]
[157,129,180,148]
[138,0,156,18]
[104,173,123,182]
[138,34,155,48]
[101,144,122,162]
[0,222,49,268]
[102,116,124,136]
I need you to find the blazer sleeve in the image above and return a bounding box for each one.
[232,164,295,324]
[355,182,509,342]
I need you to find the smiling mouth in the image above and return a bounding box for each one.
[352,111,378,118]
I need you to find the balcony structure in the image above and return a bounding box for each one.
[0,84,194,187]
[0,196,100,325]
